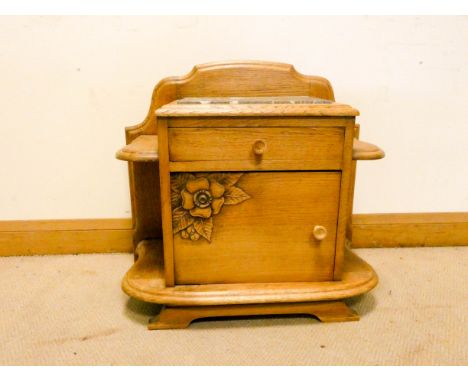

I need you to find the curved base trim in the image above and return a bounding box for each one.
[148,301,359,330]
[122,240,378,306]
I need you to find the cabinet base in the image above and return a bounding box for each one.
[148,301,359,330]
[123,240,377,329]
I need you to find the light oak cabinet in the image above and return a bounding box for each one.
[116,62,384,329]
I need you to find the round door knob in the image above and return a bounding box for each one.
[253,139,267,155]
[313,225,328,241]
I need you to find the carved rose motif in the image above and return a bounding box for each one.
[171,173,250,242]
[181,176,225,219]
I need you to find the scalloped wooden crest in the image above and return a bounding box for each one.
[125,61,335,139]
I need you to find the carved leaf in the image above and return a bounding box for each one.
[171,192,181,209]
[193,217,213,242]
[171,173,194,193]
[223,186,250,205]
[172,207,194,234]
[209,172,243,187]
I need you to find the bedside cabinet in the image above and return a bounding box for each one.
[116,62,384,329]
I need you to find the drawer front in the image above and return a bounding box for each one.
[171,171,340,285]
[168,127,344,170]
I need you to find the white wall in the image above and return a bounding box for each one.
[1,16,467,220]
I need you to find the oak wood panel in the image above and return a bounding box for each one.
[0,219,133,256]
[347,124,360,241]
[157,120,175,286]
[156,102,358,117]
[0,219,132,232]
[1,213,465,256]
[122,239,378,306]
[176,61,335,99]
[125,61,336,141]
[333,122,355,280]
[131,162,162,247]
[121,61,336,252]
[173,172,341,285]
[114,122,357,168]
[352,139,385,160]
[353,213,468,248]
[169,160,340,172]
[168,117,354,128]
[0,230,132,256]
[356,212,468,224]
[116,135,158,162]
[148,301,359,329]
[168,127,344,169]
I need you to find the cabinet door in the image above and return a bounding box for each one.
[171,171,341,284]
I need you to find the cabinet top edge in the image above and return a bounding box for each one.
[155,97,359,117]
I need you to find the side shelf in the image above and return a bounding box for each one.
[352,138,385,160]
[116,135,159,162]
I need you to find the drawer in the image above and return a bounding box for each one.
[171,171,340,284]
[168,127,344,170]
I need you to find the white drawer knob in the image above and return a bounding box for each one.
[253,139,267,155]
[313,225,328,241]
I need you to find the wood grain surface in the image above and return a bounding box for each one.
[1,213,465,256]
[120,61,337,252]
[352,138,385,160]
[148,301,359,329]
[156,101,358,117]
[353,212,468,248]
[116,135,159,162]
[168,126,344,170]
[172,172,341,284]
[122,239,378,306]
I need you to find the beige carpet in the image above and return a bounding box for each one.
[0,247,466,365]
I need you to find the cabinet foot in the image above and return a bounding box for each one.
[147,301,359,330]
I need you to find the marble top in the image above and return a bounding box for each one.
[156,96,358,117]
[177,96,333,105]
